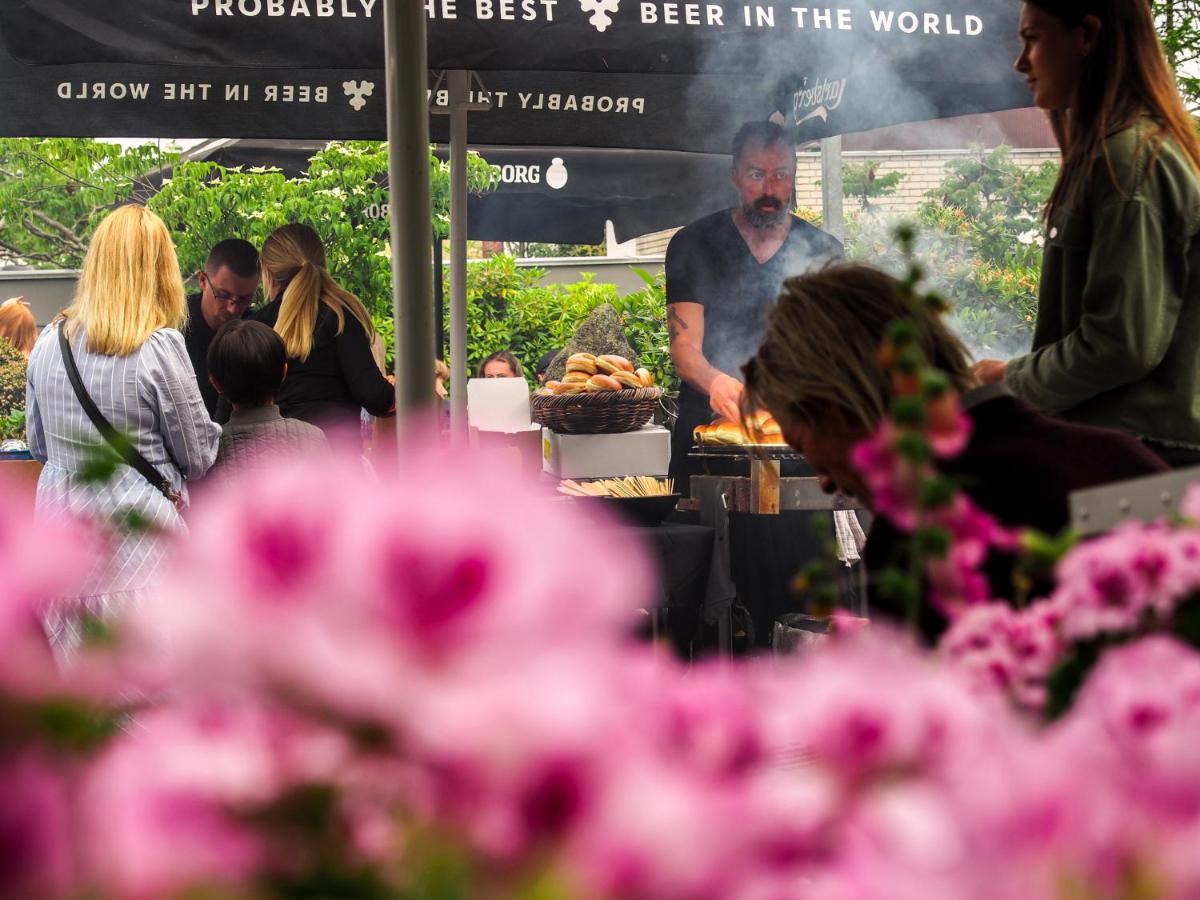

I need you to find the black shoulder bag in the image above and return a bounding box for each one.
[57,322,185,511]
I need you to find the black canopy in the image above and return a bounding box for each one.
[0,1,1029,150]
[172,139,733,243]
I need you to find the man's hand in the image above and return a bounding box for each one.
[709,373,745,422]
[973,359,1007,386]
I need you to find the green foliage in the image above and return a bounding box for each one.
[841,159,907,211]
[846,145,1057,359]
[1154,1,1200,112]
[150,142,499,316]
[426,256,674,392]
[506,241,607,258]
[0,339,27,440]
[0,138,173,268]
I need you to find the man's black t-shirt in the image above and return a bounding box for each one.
[183,292,219,419]
[666,209,842,441]
[666,209,843,397]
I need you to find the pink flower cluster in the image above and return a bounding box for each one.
[940,602,1064,712]
[851,406,1014,613]
[10,445,1200,898]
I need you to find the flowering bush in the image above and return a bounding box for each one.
[8,418,1200,897]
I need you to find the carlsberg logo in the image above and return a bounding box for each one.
[792,76,846,126]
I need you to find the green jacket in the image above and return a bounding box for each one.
[1005,121,1200,448]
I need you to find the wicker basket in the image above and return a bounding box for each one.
[531,387,664,434]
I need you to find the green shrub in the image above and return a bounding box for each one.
[846,145,1056,359]
[0,339,27,441]
[372,257,673,392]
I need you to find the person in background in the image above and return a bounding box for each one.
[0,297,37,357]
[478,350,524,380]
[744,264,1167,640]
[25,205,219,649]
[665,119,842,495]
[975,0,1200,469]
[253,223,396,449]
[204,319,328,485]
[435,358,450,400]
[183,239,261,420]
[535,348,560,385]
[664,119,843,651]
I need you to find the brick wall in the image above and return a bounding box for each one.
[634,147,1059,257]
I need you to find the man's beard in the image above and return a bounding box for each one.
[743,195,791,228]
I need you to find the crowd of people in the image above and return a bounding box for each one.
[5,0,1198,651]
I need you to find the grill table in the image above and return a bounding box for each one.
[681,444,866,653]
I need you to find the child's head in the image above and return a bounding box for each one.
[207,319,288,408]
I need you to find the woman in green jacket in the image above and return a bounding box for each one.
[975,0,1200,468]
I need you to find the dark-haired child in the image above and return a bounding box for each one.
[205,319,328,483]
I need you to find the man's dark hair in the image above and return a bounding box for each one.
[731,121,793,165]
[205,238,260,279]
[207,319,287,406]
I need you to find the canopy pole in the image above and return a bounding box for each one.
[448,69,470,441]
[383,0,434,430]
[820,136,844,243]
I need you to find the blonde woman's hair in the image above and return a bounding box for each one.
[261,223,376,362]
[743,265,975,431]
[0,297,37,356]
[65,205,186,356]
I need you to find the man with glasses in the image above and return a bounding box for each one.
[184,238,261,419]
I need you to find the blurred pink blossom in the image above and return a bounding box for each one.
[0,750,75,899]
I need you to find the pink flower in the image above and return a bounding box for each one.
[78,699,350,900]
[1059,636,1200,817]
[131,441,655,729]
[940,603,1063,713]
[1050,523,1197,642]
[0,750,75,900]
[851,423,922,532]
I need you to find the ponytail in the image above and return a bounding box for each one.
[263,225,378,363]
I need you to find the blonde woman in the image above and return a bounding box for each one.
[252,223,395,448]
[25,205,219,646]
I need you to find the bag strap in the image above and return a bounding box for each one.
[57,321,180,505]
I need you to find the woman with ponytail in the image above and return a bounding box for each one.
[254,223,395,446]
[975,0,1200,468]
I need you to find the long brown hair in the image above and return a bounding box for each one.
[1029,0,1200,220]
[743,265,976,432]
[261,223,376,362]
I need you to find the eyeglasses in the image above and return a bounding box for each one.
[202,274,257,309]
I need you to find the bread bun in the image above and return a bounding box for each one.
[612,370,643,390]
[595,354,634,375]
[562,371,591,385]
[693,423,710,444]
[550,380,586,395]
[636,367,654,387]
[761,432,788,445]
[711,421,746,445]
[566,353,598,375]
[761,416,782,435]
[585,373,622,392]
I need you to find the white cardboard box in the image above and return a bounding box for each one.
[541,425,671,480]
[467,377,531,433]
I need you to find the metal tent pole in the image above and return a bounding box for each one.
[820,135,844,242]
[383,0,434,426]
[433,231,445,358]
[448,69,470,441]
